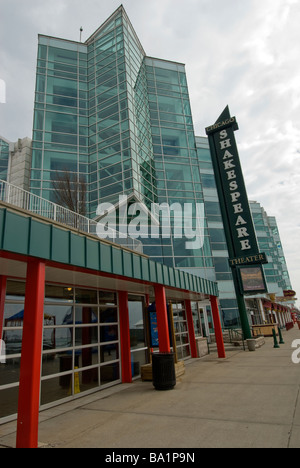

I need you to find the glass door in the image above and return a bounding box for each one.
[172,301,191,360]
[199,301,211,342]
[128,295,148,378]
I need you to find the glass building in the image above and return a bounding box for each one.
[0,137,10,181]
[31,6,155,214]
[30,5,213,278]
[250,201,292,293]
[0,6,296,441]
[29,5,295,332]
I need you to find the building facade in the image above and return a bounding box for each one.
[29,6,215,279]
[0,137,10,182]
[1,5,295,334]
[250,201,292,294]
[0,6,295,334]
[0,136,32,191]
[0,7,297,445]
[0,201,221,447]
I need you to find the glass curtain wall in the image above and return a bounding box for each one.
[84,7,156,218]
[250,202,292,292]
[87,11,131,214]
[29,7,220,300]
[144,59,213,275]
[172,301,190,360]
[0,281,121,421]
[31,38,88,210]
[128,295,148,378]
[0,138,9,181]
[31,8,158,220]
[29,8,215,283]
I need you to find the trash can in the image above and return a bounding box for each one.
[152,353,176,391]
[247,339,256,352]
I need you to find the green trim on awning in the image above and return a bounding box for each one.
[0,207,219,297]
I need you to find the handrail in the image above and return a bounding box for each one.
[0,179,143,253]
[227,328,246,351]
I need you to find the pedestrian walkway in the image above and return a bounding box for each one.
[1,327,300,448]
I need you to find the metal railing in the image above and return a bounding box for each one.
[209,328,246,351]
[227,328,246,350]
[0,179,143,253]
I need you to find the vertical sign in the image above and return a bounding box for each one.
[205,107,267,339]
[206,106,260,258]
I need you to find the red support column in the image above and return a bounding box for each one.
[210,296,226,359]
[154,285,171,353]
[119,291,132,383]
[16,260,46,449]
[185,300,198,358]
[0,276,7,341]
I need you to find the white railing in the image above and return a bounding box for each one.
[0,179,143,253]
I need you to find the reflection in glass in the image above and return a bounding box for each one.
[2,284,122,420]
[129,299,146,350]
[75,327,98,346]
[100,362,120,385]
[44,305,73,326]
[43,327,72,351]
[100,325,118,343]
[75,306,98,324]
[79,368,99,392]
[77,347,99,369]
[0,387,19,419]
[2,329,23,355]
[0,358,21,385]
[131,349,147,378]
[99,291,117,306]
[100,343,119,363]
[42,351,73,377]
[41,376,71,406]
[99,306,118,324]
[75,288,98,304]
[45,284,74,302]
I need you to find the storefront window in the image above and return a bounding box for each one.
[191,302,202,337]
[0,281,121,421]
[128,295,147,378]
[41,285,120,405]
[0,282,25,419]
[172,301,190,360]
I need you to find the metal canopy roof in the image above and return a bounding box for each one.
[0,203,218,299]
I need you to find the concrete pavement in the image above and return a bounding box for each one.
[1,326,300,448]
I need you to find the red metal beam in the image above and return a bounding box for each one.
[185,300,198,358]
[210,295,226,359]
[16,260,46,449]
[154,285,170,353]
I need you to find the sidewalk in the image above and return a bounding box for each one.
[1,327,300,449]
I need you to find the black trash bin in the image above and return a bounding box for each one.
[152,353,176,391]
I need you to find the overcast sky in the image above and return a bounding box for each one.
[1,0,299,306]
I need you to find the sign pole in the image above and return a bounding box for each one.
[232,272,252,340]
